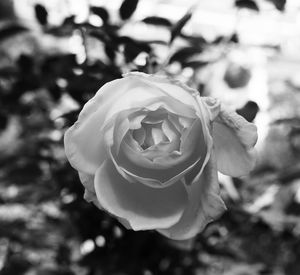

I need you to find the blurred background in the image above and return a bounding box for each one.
[0,0,300,274]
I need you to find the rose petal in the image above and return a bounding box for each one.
[107,80,197,121]
[94,160,188,230]
[213,108,258,177]
[132,128,145,145]
[158,157,226,240]
[115,119,205,188]
[124,72,199,110]
[78,172,102,209]
[64,78,133,174]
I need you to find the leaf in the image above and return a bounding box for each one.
[34,4,48,25]
[266,0,286,11]
[142,16,172,27]
[122,39,151,62]
[180,33,207,46]
[63,15,76,25]
[119,0,139,20]
[230,33,239,43]
[90,7,109,24]
[182,60,209,69]
[0,24,28,41]
[105,45,116,62]
[169,46,203,64]
[211,35,225,44]
[236,101,259,122]
[170,9,193,44]
[235,0,259,11]
[0,112,8,131]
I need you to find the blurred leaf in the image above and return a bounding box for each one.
[230,33,239,43]
[180,33,207,46]
[89,29,109,43]
[266,0,286,11]
[46,16,76,37]
[0,112,8,131]
[90,6,109,24]
[169,46,203,64]
[0,24,28,41]
[34,4,48,26]
[212,35,225,44]
[236,101,259,122]
[63,15,76,25]
[17,55,34,73]
[104,45,116,62]
[60,110,80,126]
[119,0,139,20]
[170,9,192,44]
[141,16,172,27]
[235,0,259,11]
[48,82,63,102]
[124,42,150,62]
[41,54,77,78]
[115,36,151,62]
[182,60,209,69]
[0,254,32,275]
[66,74,104,104]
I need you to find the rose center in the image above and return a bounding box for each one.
[139,122,169,149]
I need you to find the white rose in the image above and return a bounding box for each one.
[64,72,257,240]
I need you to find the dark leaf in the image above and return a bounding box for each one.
[180,33,207,46]
[211,35,225,44]
[59,110,80,125]
[48,82,63,102]
[34,4,48,25]
[230,33,239,43]
[0,112,8,131]
[119,0,139,20]
[267,0,286,11]
[0,24,28,41]
[182,60,209,69]
[90,6,109,24]
[170,9,193,44]
[67,74,103,104]
[17,55,34,73]
[236,101,259,122]
[89,30,109,44]
[169,46,203,64]
[63,15,76,25]
[235,0,259,11]
[41,54,77,78]
[142,16,172,27]
[105,45,116,62]
[114,36,151,62]
[123,41,151,62]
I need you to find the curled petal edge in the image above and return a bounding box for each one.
[212,107,258,177]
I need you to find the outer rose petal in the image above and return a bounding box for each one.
[124,72,199,110]
[158,156,226,240]
[78,172,131,229]
[78,172,102,208]
[64,78,133,174]
[213,108,258,177]
[94,160,188,230]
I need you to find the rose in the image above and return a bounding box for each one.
[64,72,257,240]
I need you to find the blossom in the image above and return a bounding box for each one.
[64,72,257,240]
